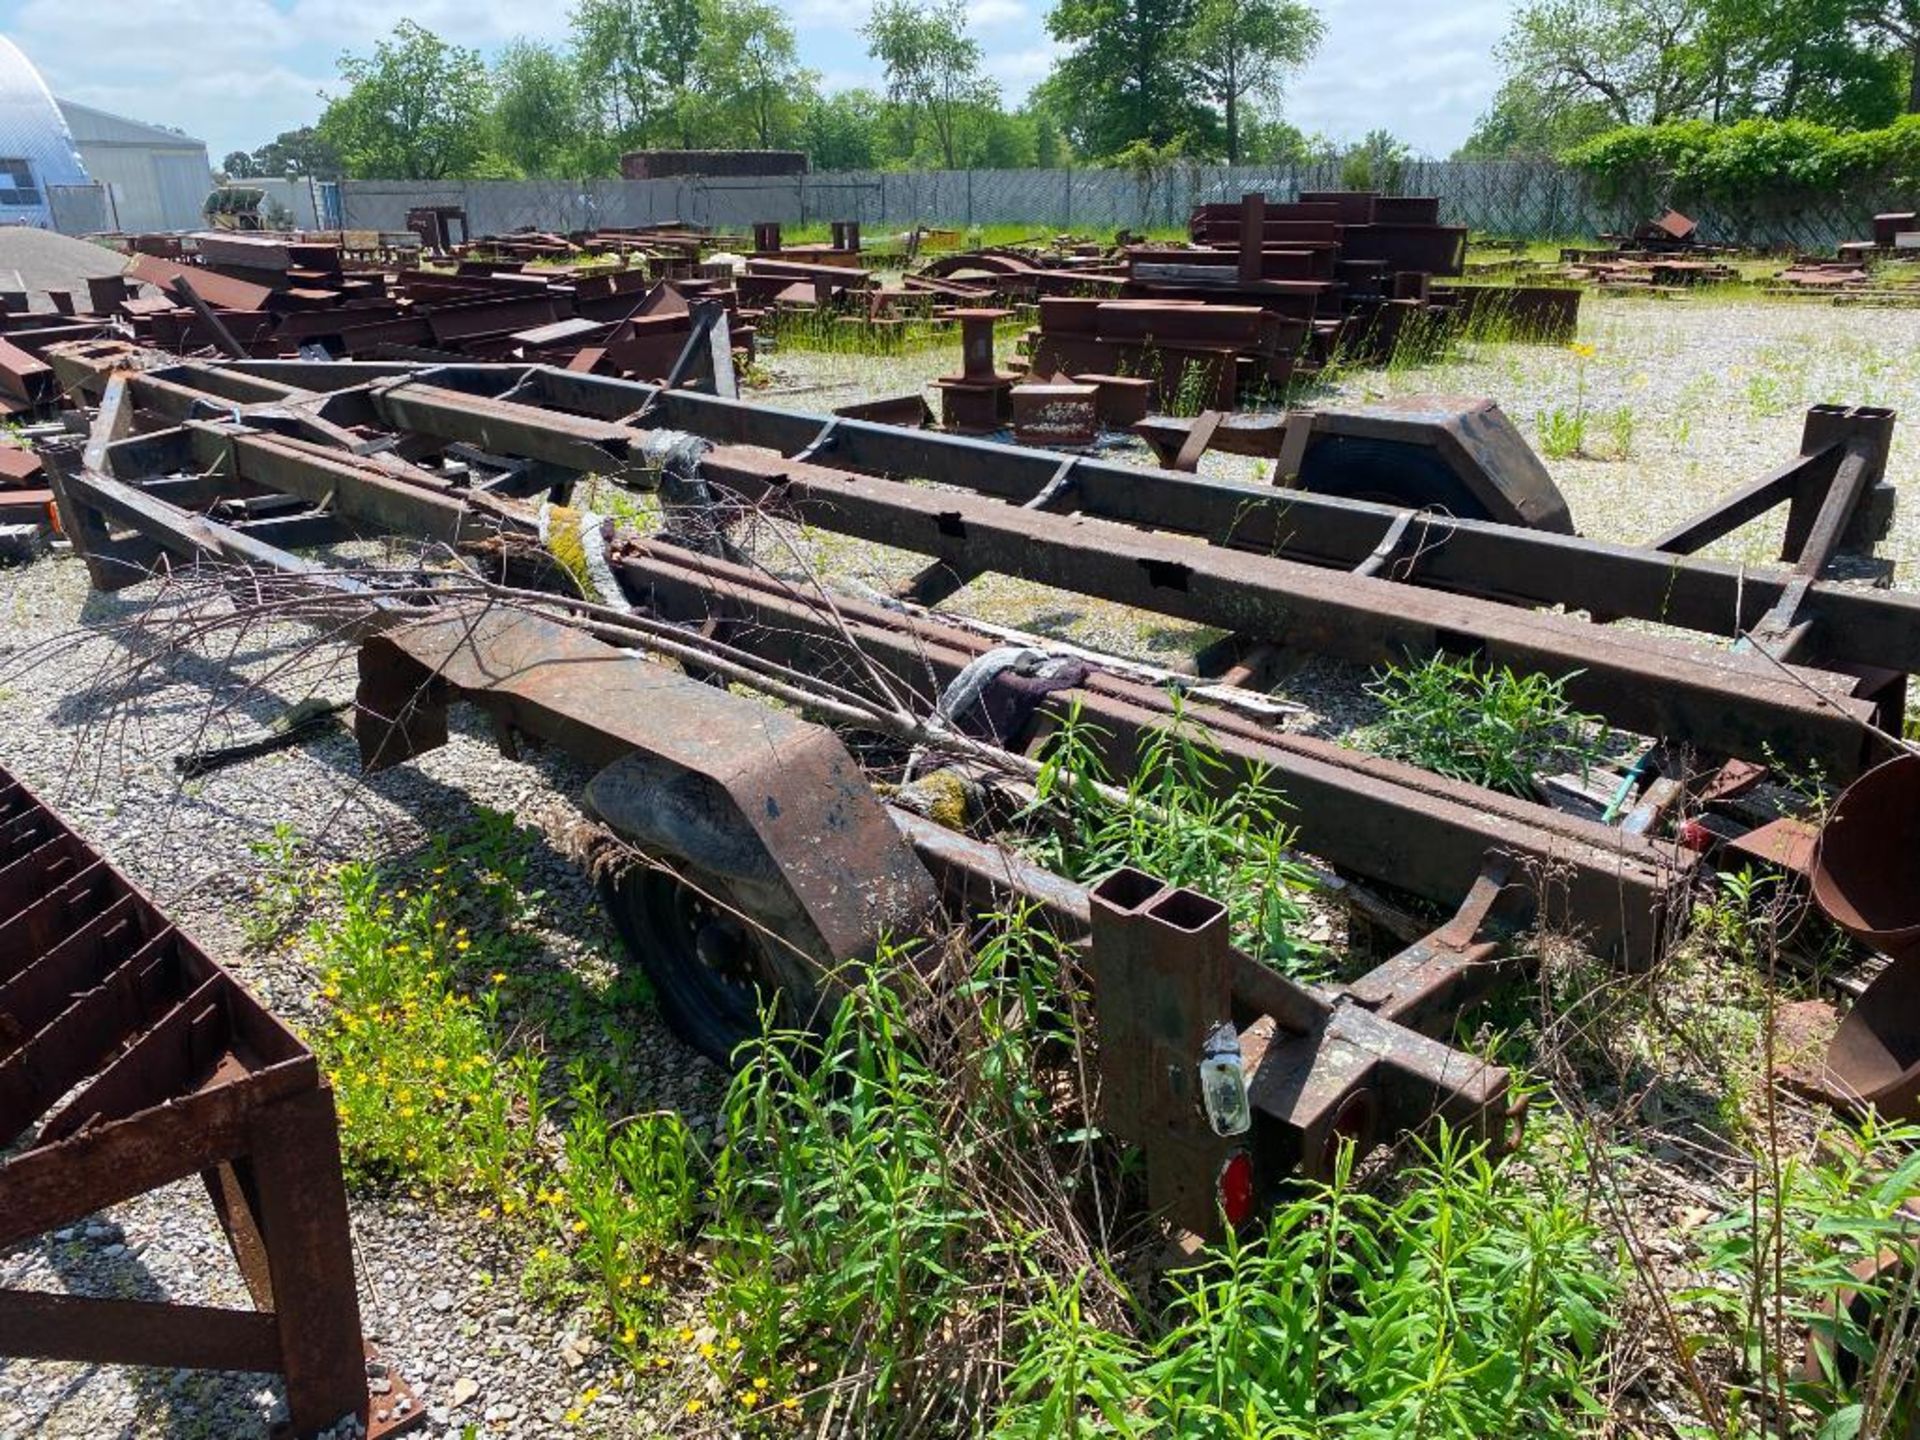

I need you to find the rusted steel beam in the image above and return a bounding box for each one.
[0,767,418,1439]
[688,444,1880,777]
[120,362,1876,770]
[355,608,941,1049]
[0,1293,282,1371]
[50,355,1920,677]
[613,539,1684,966]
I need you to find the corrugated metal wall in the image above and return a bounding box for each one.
[60,100,213,232]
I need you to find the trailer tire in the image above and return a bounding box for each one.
[597,861,827,1067]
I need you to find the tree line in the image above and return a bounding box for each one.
[222,0,1328,183]
[1464,0,1920,157]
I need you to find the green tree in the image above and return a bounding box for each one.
[1043,0,1218,157]
[1495,0,1717,128]
[696,0,815,149]
[568,0,704,153]
[802,89,885,170]
[249,127,342,178]
[222,150,258,179]
[317,21,491,180]
[1479,0,1900,154]
[1851,0,1920,112]
[1340,128,1412,190]
[1240,112,1336,163]
[864,0,995,167]
[492,41,586,176]
[1185,0,1323,162]
[1459,76,1619,155]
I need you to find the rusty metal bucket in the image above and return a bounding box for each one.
[1811,752,1920,1121]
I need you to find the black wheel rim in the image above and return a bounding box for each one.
[600,866,773,1065]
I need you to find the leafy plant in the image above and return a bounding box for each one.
[243,820,312,950]
[994,1126,1619,1438]
[1361,654,1612,798]
[1683,1118,1920,1437]
[1536,405,1588,460]
[1566,115,1920,235]
[1021,700,1326,978]
[703,913,1107,1425]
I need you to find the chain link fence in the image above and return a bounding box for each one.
[335,162,1882,251]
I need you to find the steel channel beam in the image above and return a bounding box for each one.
[177,371,1880,771]
[681,446,1879,778]
[49,418,1688,968]
[85,360,1920,678]
[614,539,1683,965]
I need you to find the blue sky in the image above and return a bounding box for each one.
[0,0,1517,162]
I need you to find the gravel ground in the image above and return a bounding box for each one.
[0,563,724,1439]
[0,289,1913,1437]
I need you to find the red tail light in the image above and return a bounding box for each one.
[1218,1151,1255,1228]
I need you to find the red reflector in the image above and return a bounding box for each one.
[1218,1151,1255,1228]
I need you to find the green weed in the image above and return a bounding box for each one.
[702,913,1104,1425]
[243,820,312,950]
[309,838,548,1198]
[1536,405,1588,460]
[995,1126,1618,1438]
[1165,357,1219,418]
[1020,701,1326,979]
[1360,654,1613,799]
[1684,1117,1920,1436]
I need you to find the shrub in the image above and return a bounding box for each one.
[1566,115,1920,231]
[994,1128,1619,1438]
[1361,654,1612,799]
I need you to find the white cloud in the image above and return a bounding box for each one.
[982,40,1060,100]
[0,0,1524,164]
[1285,0,1516,153]
[968,0,1028,30]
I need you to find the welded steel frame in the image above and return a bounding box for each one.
[47,394,1683,968]
[58,353,1916,671]
[41,348,1919,949]
[43,350,1903,783]
[43,361,1746,1234]
[0,767,418,1439]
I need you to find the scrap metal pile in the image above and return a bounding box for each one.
[7,299,1920,1427]
[919,191,1580,414]
[1771,211,1920,303]
[1558,210,1742,289]
[0,228,777,387]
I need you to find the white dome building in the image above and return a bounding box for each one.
[0,35,91,229]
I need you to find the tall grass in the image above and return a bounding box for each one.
[1021,700,1327,979]
[1360,654,1614,799]
[995,1127,1619,1438]
[703,912,1121,1427]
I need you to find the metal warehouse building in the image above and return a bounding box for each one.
[0,35,91,229]
[0,35,212,233]
[55,98,212,232]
